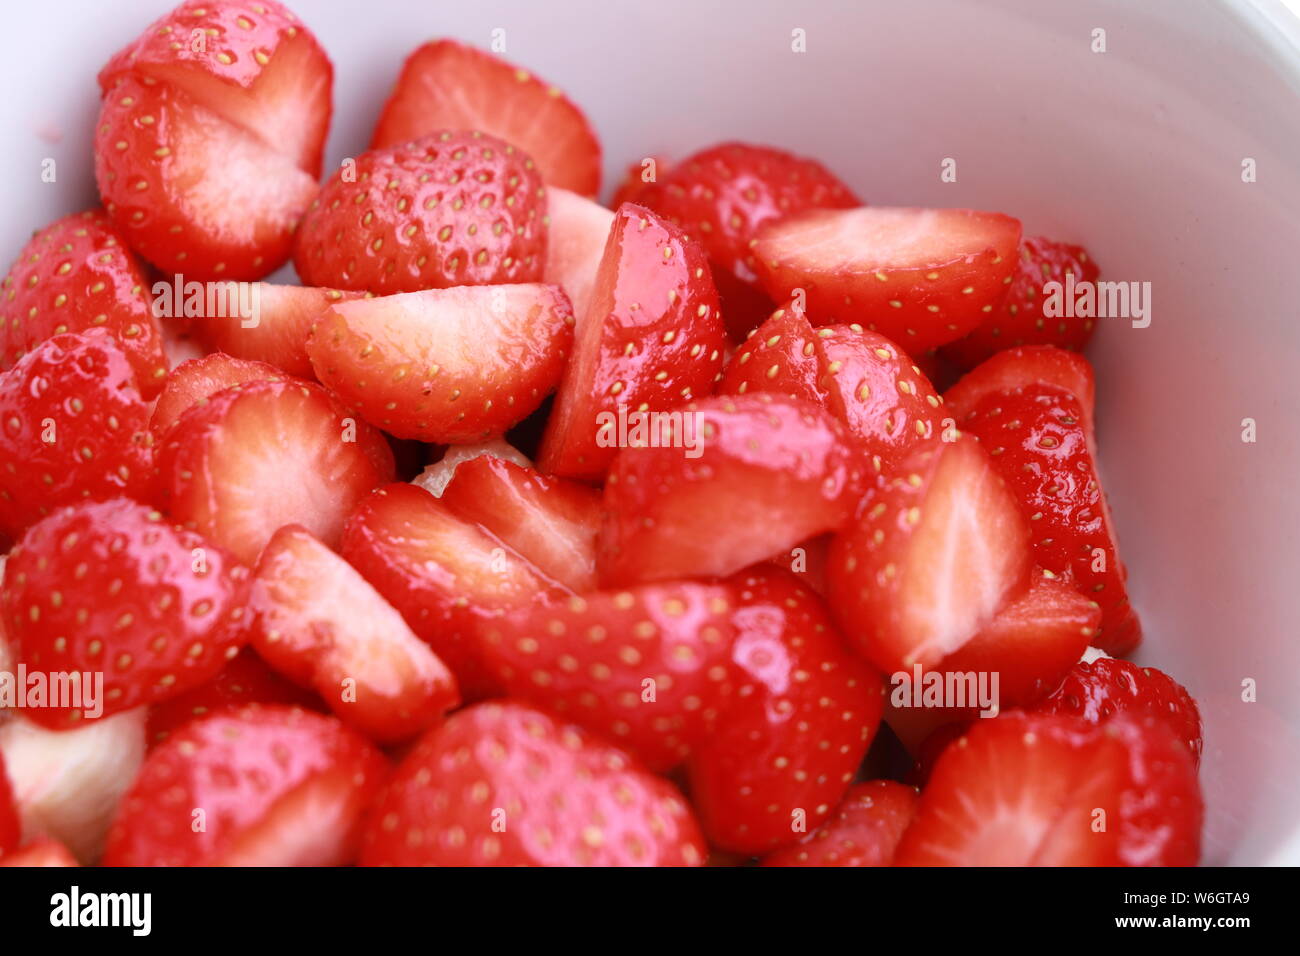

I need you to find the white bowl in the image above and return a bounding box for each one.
[2,0,1297,866]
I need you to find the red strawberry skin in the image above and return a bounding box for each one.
[943,344,1096,435]
[720,304,826,405]
[150,352,286,438]
[0,210,164,396]
[295,132,547,294]
[762,780,918,867]
[1,498,251,726]
[359,701,706,866]
[0,331,156,541]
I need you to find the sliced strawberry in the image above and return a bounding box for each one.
[102,705,386,866]
[370,39,601,196]
[307,284,574,442]
[295,131,546,294]
[636,143,860,338]
[958,385,1140,655]
[0,753,19,856]
[894,711,1202,866]
[478,582,735,771]
[544,187,615,321]
[943,237,1102,369]
[1032,657,1202,762]
[149,351,285,437]
[687,568,885,855]
[537,203,726,481]
[2,499,251,725]
[599,394,862,585]
[826,435,1032,673]
[943,344,1096,436]
[0,331,155,541]
[0,837,79,867]
[753,207,1022,351]
[761,780,918,867]
[158,378,395,565]
[412,439,531,498]
[358,701,705,866]
[440,455,601,592]
[341,483,563,699]
[250,524,459,744]
[0,210,164,396]
[719,304,826,404]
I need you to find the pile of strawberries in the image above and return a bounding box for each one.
[0,1,1202,867]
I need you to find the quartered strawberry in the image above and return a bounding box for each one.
[0,837,80,867]
[341,483,563,699]
[0,210,164,396]
[295,131,546,294]
[958,385,1139,655]
[687,568,885,855]
[1,499,251,725]
[251,524,460,744]
[599,394,862,585]
[370,39,601,197]
[894,711,1202,866]
[158,378,395,565]
[306,284,574,442]
[0,331,155,541]
[943,237,1101,370]
[719,304,826,405]
[537,203,726,481]
[544,187,614,321]
[944,344,1096,437]
[478,582,735,771]
[826,434,1032,673]
[1032,657,1202,763]
[0,753,19,856]
[102,705,386,866]
[762,780,918,867]
[636,142,859,338]
[150,351,285,437]
[752,207,1022,351]
[440,455,601,592]
[358,701,705,866]
[413,439,531,498]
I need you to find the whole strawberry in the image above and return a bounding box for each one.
[295,131,547,294]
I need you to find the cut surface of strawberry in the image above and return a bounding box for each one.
[0,753,19,856]
[761,780,919,867]
[150,351,285,437]
[544,187,615,321]
[412,439,531,498]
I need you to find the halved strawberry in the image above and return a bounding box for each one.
[0,331,156,540]
[599,394,862,585]
[761,780,918,867]
[102,705,386,866]
[0,210,164,396]
[158,378,395,565]
[544,187,615,321]
[894,711,1202,866]
[942,237,1102,369]
[251,524,460,744]
[0,753,19,856]
[412,439,531,498]
[752,207,1022,351]
[0,837,80,867]
[440,455,601,592]
[958,385,1140,655]
[306,284,574,442]
[943,344,1096,436]
[358,701,705,866]
[149,351,285,437]
[687,568,885,855]
[370,39,601,196]
[537,203,727,481]
[826,435,1032,673]
[478,582,735,771]
[719,304,826,404]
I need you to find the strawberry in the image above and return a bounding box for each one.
[1,498,251,725]
[158,378,396,565]
[150,351,285,437]
[894,711,1202,865]
[0,837,79,867]
[719,304,826,405]
[958,385,1140,655]
[413,440,531,498]
[767,533,832,595]
[826,434,1033,673]
[0,210,164,396]
[306,283,574,442]
[102,705,386,866]
[609,155,671,209]
[478,582,735,771]
[752,207,1022,351]
[598,394,863,585]
[687,568,885,855]
[1032,657,1202,762]
[0,331,156,541]
[942,237,1101,370]
[341,483,564,699]
[537,203,727,481]
[358,701,705,866]
[250,524,460,744]
[0,753,18,856]
[636,143,860,338]
[761,780,918,867]
[370,39,601,196]
[544,187,614,321]
[943,344,1096,437]
[294,131,547,294]
[440,455,602,592]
